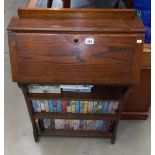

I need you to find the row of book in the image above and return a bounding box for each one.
[36,119,114,132]
[32,100,119,114]
[28,84,93,93]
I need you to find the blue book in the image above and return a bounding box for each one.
[57,100,62,112]
[75,101,80,113]
[80,101,84,113]
[48,100,53,112]
[102,102,109,113]
[32,100,38,112]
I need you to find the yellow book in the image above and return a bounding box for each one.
[71,101,75,113]
[84,101,88,113]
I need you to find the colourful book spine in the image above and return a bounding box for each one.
[95,120,100,131]
[102,101,109,113]
[80,101,84,113]
[83,101,88,113]
[73,120,78,130]
[61,101,67,112]
[37,100,41,112]
[64,120,69,130]
[39,100,45,112]
[98,120,103,131]
[43,119,51,129]
[91,120,96,130]
[83,120,87,130]
[93,101,97,113]
[108,102,113,113]
[59,119,64,129]
[111,101,119,113]
[79,120,84,130]
[88,101,94,113]
[44,100,50,112]
[75,101,80,113]
[53,100,57,112]
[87,120,92,130]
[68,120,74,130]
[48,100,53,112]
[102,120,108,132]
[67,101,71,112]
[55,119,59,129]
[32,100,38,112]
[96,102,102,113]
[71,101,75,113]
[57,100,62,112]
[51,119,55,129]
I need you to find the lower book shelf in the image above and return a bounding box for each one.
[39,129,112,138]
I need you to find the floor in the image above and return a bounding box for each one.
[4,0,150,155]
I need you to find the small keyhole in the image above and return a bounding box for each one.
[74,38,79,43]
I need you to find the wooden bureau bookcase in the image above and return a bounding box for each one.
[7,3,145,143]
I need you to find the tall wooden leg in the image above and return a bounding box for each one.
[18,83,39,142]
[111,86,132,144]
[63,0,71,8]
[47,0,53,8]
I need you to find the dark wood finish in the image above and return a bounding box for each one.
[8,17,145,33]
[123,69,151,119]
[8,9,145,143]
[28,86,123,100]
[8,32,144,84]
[39,129,112,138]
[34,112,117,120]
[18,8,136,19]
[63,0,71,8]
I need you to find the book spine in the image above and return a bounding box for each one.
[57,100,62,112]
[32,100,38,112]
[80,101,84,113]
[83,120,87,130]
[102,101,109,113]
[75,101,80,113]
[108,102,113,113]
[79,120,84,130]
[51,119,55,129]
[68,120,74,130]
[93,101,97,113]
[39,100,45,112]
[64,120,69,130]
[67,101,71,112]
[53,100,57,112]
[88,101,94,113]
[71,101,75,113]
[37,100,41,112]
[83,101,88,113]
[96,102,102,113]
[44,100,50,112]
[48,100,53,112]
[61,101,67,113]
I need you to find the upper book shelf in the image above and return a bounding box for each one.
[18,0,136,19]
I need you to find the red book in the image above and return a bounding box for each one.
[61,101,67,112]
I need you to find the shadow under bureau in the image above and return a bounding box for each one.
[7,8,145,144]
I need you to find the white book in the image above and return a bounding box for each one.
[55,119,59,129]
[28,85,61,93]
[88,101,94,113]
[44,100,50,112]
[37,100,41,112]
[39,100,45,111]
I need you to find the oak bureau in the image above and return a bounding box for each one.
[7,1,145,144]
